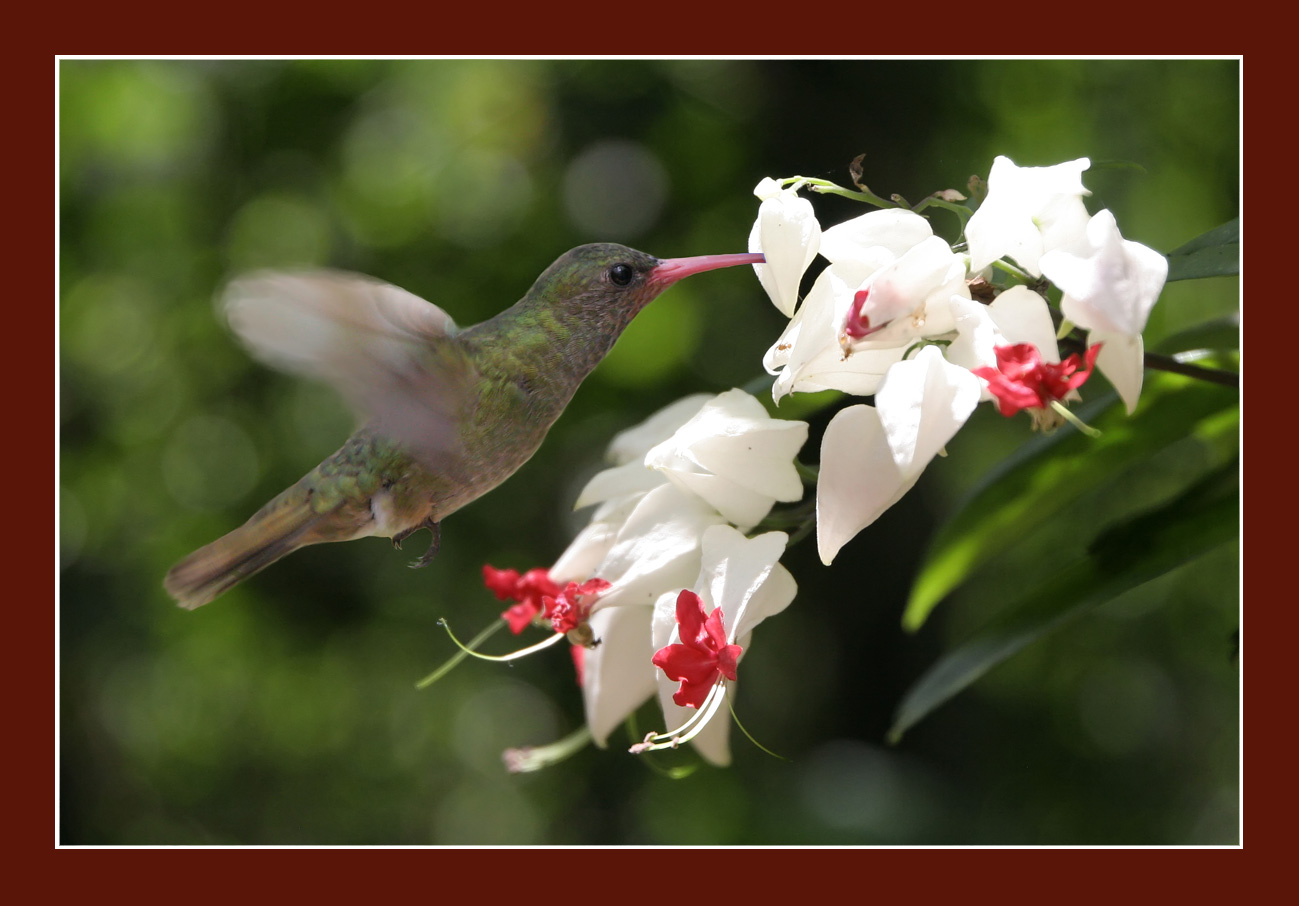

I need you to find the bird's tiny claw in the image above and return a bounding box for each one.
[405,519,441,569]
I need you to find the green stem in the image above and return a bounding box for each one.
[784,175,896,209]
[809,184,896,208]
[503,725,592,773]
[990,258,1034,282]
[415,619,506,689]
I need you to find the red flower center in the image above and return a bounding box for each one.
[546,578,613,636]
[844,287,890,340]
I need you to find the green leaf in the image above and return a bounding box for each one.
[1165,217,1239,281]
[888,457,1239,743]
[903,372,1238,632]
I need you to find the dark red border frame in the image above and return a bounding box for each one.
[40,14,1257,898]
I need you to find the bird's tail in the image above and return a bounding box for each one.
[164,490,321,610]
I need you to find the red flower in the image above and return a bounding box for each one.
[971,342,1102,417]
[483,565,561,634]
[546,578,613,636]
[651,590,743,709]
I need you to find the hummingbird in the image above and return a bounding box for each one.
[164,243,765,609]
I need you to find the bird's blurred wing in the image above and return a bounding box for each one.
[222,270,478,465]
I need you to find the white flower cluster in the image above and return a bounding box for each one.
[749,157,1169,564]
[547,388,809,765]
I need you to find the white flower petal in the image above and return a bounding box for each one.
[819,207,934,264]
[659,471,773,530]
[1089,328,1145,415]
[988,285,1061,362]
[858,235,965,326]
[582,604,657,747]
[685,400,808,499]
[644,389,808,528]
[749,184,821,317]
[574,393,715,509]
[1046,209,1169,337]
[966,156,1092,275]
[765,263,856,401]
[549,493,644,582]
[589,484,726,610]
[947,286,1059,377]
[874,345,981,475]
[815,404,918,564]
[574,460,664,510]
[702,529,795,643]
[782,344,904,399]
[606,394,712,465]
[766,252,965,404]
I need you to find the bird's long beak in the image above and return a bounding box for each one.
[649,252,766,289]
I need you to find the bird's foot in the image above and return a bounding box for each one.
[393,519,441,569]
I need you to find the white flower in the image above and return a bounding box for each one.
[748,177,821,317]
[966,156,1093,276]
[764,225,968,402]
[644,388,808,529]
[575,483,728,748]
[577,389,808,531]
[816,346,982,564]
[555,389,806,750]
[647,526,796,766]
[1041,209,1169,413]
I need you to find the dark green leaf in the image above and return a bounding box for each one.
[889,457,1239,743]
[903,372,1238,631]
[1165,217,1239,281]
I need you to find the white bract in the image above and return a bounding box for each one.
[749,177,821,317]
[1041,209,1169,413]
[644,388,808,529]
[815,346,982,564]
[965,156,1092,276]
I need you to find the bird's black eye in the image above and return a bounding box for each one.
[609,264,634,286]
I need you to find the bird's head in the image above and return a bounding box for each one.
[533,242,765,333]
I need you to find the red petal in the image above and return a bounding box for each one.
[671,677,715,709]
[844,288,873,339]
[702,607,729,654]
[483,565,522,601]
[576,577,612,596]
[652,643,720,686]
[716,644,743,681]
[501,600,540,634]
[674,590,709,650]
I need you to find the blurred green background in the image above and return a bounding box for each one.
[58,59,1240,845]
